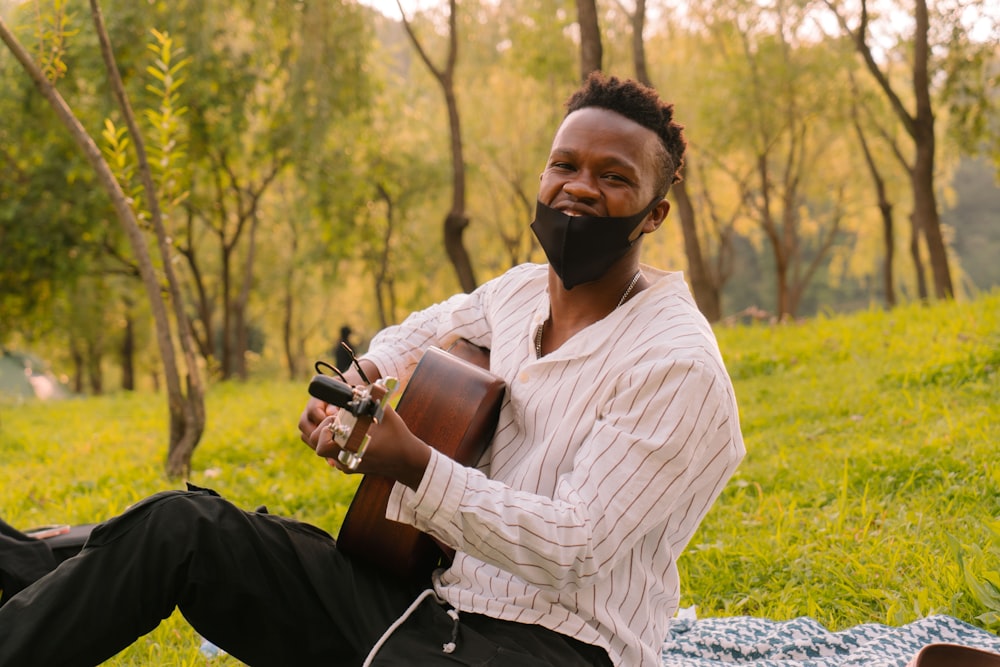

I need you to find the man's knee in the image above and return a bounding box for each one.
[85,485,233,552]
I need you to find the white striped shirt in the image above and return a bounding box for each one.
[366,263,745,667]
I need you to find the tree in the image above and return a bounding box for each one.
[395,0,478,292]
[849,71,902,307]
[615,0,724,321]
[178,149,285,380]
[100,0,375,381]
[691,0,857,318]
[0,2,205,478]
[825,0,955,299]
[356,136,449,328]
[0,4,112,347]
[472,73,553,272]
[452,0,574,277]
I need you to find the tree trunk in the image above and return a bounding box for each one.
[911,133,951,298]
[374,183,397,328]
[397,0,477,292]
[221,244,234,378]
[625,0,719,320]
[630,0,649,85]
[879,200,896,308]
[850,98,897,308]
[70,344,85,394]
[121,306,136,390]
[911,0,952,299]
[908,213,929,300]
[89,0,205,477]
[233,212,261,381]
[282,270,297,381]
[178,208,215,363]
[674,179,721,321]
[443,84,477,292]
[774,250,791,319]
[282,219,299,381]
[756,155,793,319]
[846,0,953,300]
[576,0,603,79]
[86,338,103,395]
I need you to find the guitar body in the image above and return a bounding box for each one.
[336,345,505,581]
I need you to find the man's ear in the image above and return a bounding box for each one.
[629,199,670,241]
[642,199,670,234]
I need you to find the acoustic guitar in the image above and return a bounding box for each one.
[317,344,505,581]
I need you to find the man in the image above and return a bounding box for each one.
[0,73,743,667]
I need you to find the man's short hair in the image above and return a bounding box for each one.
[564,72,687,197]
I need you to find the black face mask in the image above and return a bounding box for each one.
[530,196,662,290]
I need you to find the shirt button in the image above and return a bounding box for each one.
[518,372,530,383]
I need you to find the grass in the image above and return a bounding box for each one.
[1,291,998,664]
[689,291,1000,631]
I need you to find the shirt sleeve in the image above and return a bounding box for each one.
[386,356,744,592]
[359,275,508,384]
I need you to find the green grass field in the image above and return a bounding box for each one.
[2,291,998,665]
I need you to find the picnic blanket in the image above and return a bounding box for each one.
[662,614,1000,666]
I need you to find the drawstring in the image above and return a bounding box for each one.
[442,608,460,653]
[360,589,461,666]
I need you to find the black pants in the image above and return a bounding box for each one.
[0,486,612,667]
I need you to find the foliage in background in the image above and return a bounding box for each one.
[1,290,998,663]
[3,0,999,396]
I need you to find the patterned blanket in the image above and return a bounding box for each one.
[662,614,1000,666]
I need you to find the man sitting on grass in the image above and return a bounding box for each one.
[0,72,745,667]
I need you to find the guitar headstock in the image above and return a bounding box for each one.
[308,368,400,469]
[307,373,398,420]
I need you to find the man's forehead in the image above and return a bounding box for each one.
[550,107,657,162]
[555,107,655,141]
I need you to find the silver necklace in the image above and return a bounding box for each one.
[535,270,642,358]
[616,269,643,309]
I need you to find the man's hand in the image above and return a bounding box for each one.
[311,404,432,490]
[297,396,337,453]
[297,358,381,452]
[297,358,431,490]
